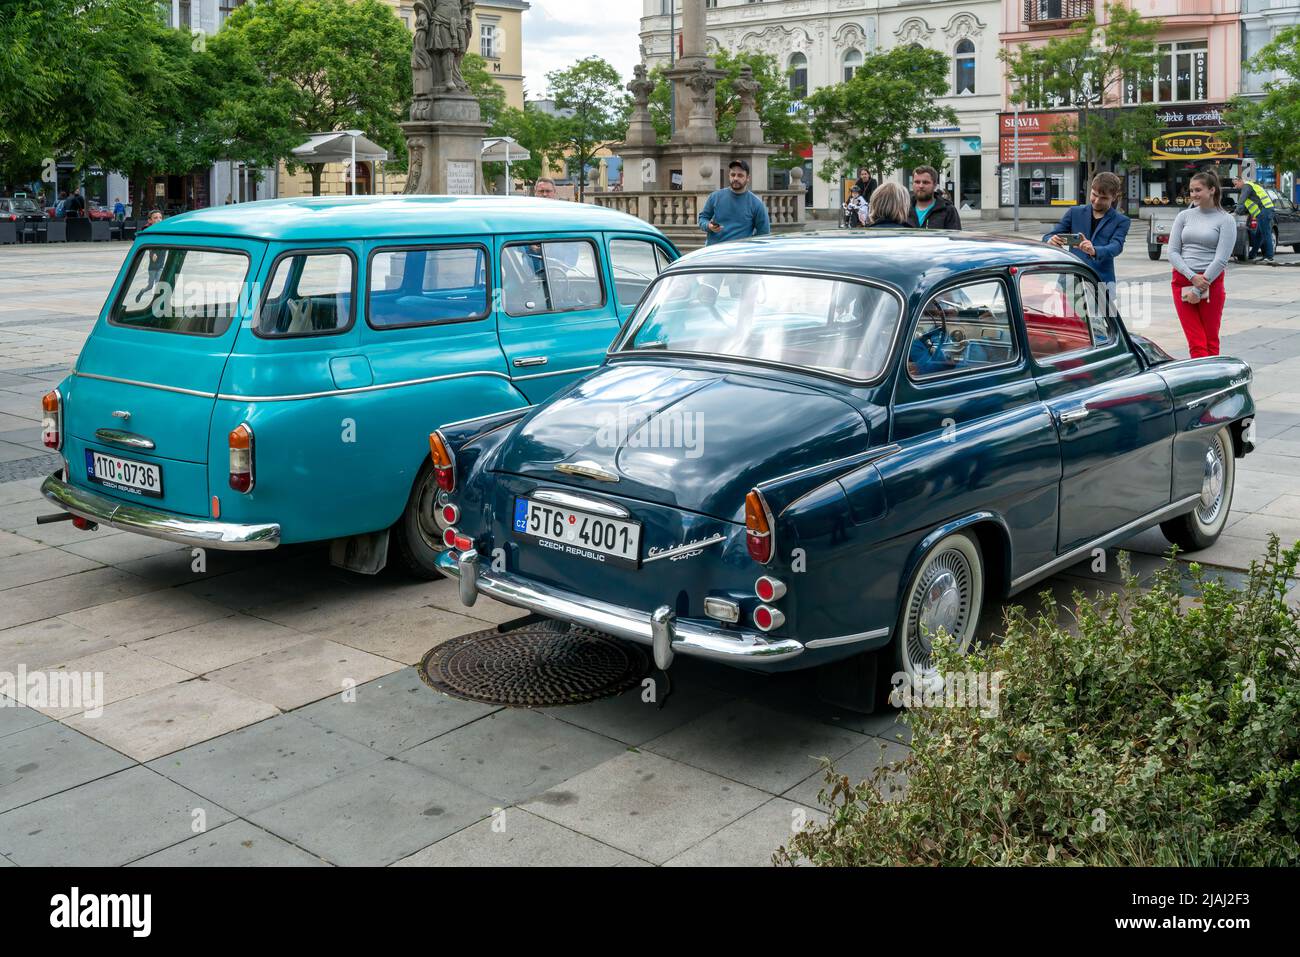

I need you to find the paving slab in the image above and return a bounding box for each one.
[30,645,195,719]
[664,797,827,867]
[306,603,498,665]
[66,678,280,762]
[146,713,387,816]
[399,707,627,805]
[0,616,119,672]
[543,679,735,746]
[0,766,235,867]
[296,667,498,757]
[127,613,312,675]
[0,566,160,631]
[248,756,495,867]
[783,736,912,810]
[521,749,769,865]
[0,530,47,559]
[394,807,645,867]
[58,533,188,565]
[0,703,50,740]
[127,819,329,867]
[203,636,400,711]
[644,699,864,793]
[58,589,233,644]
[0,721,134,814]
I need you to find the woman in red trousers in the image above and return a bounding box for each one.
[1167,171,1236,358]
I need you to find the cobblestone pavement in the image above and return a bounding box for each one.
[0,235,1296,866]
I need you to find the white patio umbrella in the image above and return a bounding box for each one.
[292,131,390,195]
[482,137,531,194]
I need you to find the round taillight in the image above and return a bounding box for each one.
[753,605,785,633]
[442,503,460,525]
[442,527,458,548]
[755,576,786,602]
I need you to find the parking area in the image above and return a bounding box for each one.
[1,236,1298,866]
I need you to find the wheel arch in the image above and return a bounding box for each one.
[896,510,1012,608]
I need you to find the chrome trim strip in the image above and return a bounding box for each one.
[437,550,804,664]
[75,372,216,399]
[511,364,600,382]
[217,370,513,403]
[40,474,280,550]
[93,428,156,451]
[1185,384,1242,410]
[529,488,631,519]
[642,533,726,563]
[1009,493,1201,593]
[440,405,535,433]
[805,627,890,650]
[554,460,619,482]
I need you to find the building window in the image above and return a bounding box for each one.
[1243,25,1273,94]
[218,0,245,24]
[480,23,496,59]
[706,0,717,7]
[178,0,191,29]
[789,52,808,99]
[1124,40,1207,105]
[954,39,975,95]
[842,49,862,82]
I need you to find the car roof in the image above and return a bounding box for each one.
[668,229,1087,301]
[142,195,663,242]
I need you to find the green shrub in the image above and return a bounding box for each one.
[777,538,1300,866]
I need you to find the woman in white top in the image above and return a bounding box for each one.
[1167,171,1236,357]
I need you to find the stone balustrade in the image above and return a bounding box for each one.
[590,190,805,229]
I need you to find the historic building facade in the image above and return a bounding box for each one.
[1240,0,1300,200]
[639,0,1003,218]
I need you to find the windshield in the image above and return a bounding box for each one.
[110,246,252,336]
[10,198,40,214]
[619,271,901,380]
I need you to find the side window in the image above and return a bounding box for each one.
[502,240,604,316]
[1019,270,1111,361]
[908,280,1016,380]
[257,251,354,337]
[367,245,488,329]
[609,238,667,307]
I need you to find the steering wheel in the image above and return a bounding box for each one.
[917,323,949,357]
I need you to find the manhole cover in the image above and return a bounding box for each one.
[419,620,650,707]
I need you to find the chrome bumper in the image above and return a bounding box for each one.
[40,473,280,551]
[436,548,804,668]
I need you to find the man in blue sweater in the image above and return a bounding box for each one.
[699,160,771,245]
[1041,171,1130,287]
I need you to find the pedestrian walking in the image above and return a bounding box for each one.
[906,166,961,230]
[1233,175,1276,264]
[1169,171,1235,358]
[698,159,770,245]
[864,182,912,228]
[112,197,125,220]
[1042,171,1130,290]
[853,166,878,204]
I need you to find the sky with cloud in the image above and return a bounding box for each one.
[519,0,644,99]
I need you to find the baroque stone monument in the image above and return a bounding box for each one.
[401,0,487,195]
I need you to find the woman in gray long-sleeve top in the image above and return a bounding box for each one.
[1167,171,1236,357]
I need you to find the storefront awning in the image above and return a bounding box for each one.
[292,132,389,164]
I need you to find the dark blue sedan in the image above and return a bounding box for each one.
[428,231,1256,710]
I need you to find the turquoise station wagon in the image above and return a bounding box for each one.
[39,195,678,576]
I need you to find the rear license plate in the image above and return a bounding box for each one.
[513,497,640,566]
[85,450,163,498]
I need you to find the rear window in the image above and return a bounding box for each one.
[367,245,489,328]
[110,246,251,336]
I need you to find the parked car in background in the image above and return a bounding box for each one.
[1,195,49,224]
[432,231,1256,711]
[1148,185,1300,260]
[45,198,114,220]
[39,195,678,577]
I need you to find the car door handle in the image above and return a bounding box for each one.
[1057,407,1090,425]
[513,356,548,368]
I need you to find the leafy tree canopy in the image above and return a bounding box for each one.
[1228,24,1300,176]
[547,56,628,200]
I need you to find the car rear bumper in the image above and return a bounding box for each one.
[41,473,280,550]
[436,548,805,669]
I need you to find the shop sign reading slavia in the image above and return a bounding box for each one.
[1150,130,1240,161]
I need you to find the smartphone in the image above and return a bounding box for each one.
[1063,233,1086,248]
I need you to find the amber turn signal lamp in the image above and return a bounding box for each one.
[744,489,773,565]
[428,431,455,492]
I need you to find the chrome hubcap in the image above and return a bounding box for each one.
[1198,439,1226,524]
[414,474,444,552]
[906,550,973,674]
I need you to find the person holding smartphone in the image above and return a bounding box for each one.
[1042,172,1130,291]
[698,160,771,246]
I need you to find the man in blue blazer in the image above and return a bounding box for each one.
[1041,172,1130,287]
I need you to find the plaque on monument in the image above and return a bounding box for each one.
[446,161,475,195]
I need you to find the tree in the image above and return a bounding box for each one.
[1000,3,1163,181]
[482,105,566,191]
[646,49,809,168]
[547,57,628,201]
[1227,25,1300,176]
[463,52,507,132]
[804,44,957,184]
[219,0,412,195]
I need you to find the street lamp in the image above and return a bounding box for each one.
[343,129,363,196]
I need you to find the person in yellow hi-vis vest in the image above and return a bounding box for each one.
[1233,176,1276,263]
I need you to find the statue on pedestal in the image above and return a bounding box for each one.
[411,0,473,120]
[732,65,763,145]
